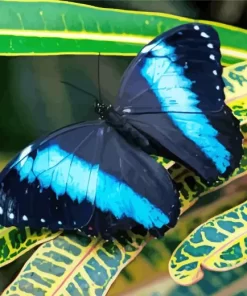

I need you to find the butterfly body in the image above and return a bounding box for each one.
[95,101,153,153]
[0,23,243,239]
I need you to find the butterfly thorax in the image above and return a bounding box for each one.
[95,101,152,151]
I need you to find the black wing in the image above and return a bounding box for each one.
[82,125,180,238]
[0,121,105,231]
[0,121,180,237]
[114,23,243,183]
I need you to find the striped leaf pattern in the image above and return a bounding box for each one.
[2,232,149,296]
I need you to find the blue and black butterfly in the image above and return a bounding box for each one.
[0,23,243,239]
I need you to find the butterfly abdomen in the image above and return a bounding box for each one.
[106,107,153,152]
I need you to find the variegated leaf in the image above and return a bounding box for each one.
[0,226,60,268]
[169,199,247,286]
[2,231,149,296]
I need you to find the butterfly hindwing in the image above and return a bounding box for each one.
[0,121,180,237]
[85,126,180,236]
[115,23,243,183]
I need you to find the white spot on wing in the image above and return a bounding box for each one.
[0,207,3,215]
[22,215,28,221]
[58,221,62,225]
[41,218,45,223]
[207,43,214,48]
[213,70,217,75]
[194,25,200,30]
[201,32,210,38]
[210,54,215,60]
[216,85,220,90]
[9,213,14,219]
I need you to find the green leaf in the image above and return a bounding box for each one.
[169,199,247,286]
[1,232,149,296]
[0,226,60,268]
[0,0,246,64]
[114,181,247,295]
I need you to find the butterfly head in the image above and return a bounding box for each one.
[94,101,113,119]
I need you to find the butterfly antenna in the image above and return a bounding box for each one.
[97,53,102,104]
[60,80,98,101]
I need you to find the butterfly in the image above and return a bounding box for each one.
[0,23,243,239]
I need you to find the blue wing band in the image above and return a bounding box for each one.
[13,144,169,229]
[141,41,231,174]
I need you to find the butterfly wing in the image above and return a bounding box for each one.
[0,121,105,230]
[0,121,180,237]
[115,23,243,183]
[83,126,180,238]
[115,23,223,113]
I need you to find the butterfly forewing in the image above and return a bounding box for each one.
[0,122,105,230]
[115,23,243,183]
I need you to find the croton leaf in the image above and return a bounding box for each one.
[169,199,247,286]
[118,187,247,296]
[2,61,247,296]
[0,226,60,268]
[1,232,149,296]
[0,0,247,65]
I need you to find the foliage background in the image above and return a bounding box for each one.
[1,0,247,295]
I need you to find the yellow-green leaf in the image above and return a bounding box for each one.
[202,232,247,272]
[1,232,149,296]
[112,176,247,295]
[0,226,60,268]
[169,199,247,286]
[0,0,247,65]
